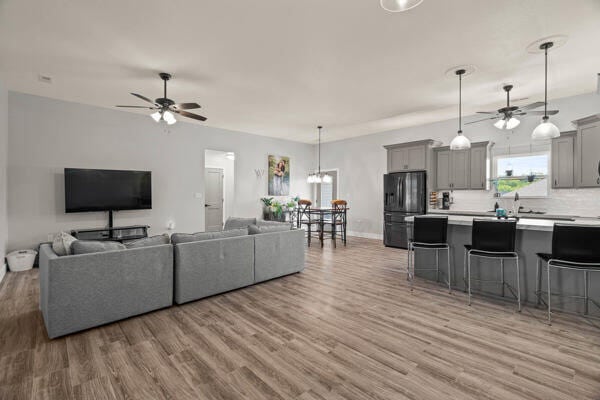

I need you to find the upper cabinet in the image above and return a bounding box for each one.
[555,115,600,189]
[551,132,575,188]
[385,140,434,172]
[434,141,488,190]
[469,143,488,190]
[575,116,600,187]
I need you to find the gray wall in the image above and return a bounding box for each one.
[320,92,600,238]
[7,92,314,250]
[0,82,7,275]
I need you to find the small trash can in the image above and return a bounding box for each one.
[6,250,37,272]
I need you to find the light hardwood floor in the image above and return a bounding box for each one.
[1,237,600,399]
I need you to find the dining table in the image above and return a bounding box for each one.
[303,207,349,247]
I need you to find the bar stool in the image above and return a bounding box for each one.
[407,216,451,293]
[464,219,521,311]
[536,224,600,324]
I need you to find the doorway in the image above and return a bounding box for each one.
[205,150,235,231]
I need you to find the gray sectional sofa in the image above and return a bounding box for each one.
[39,243,173,339]
[39,219,305,338]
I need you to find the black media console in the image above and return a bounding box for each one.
[71,225,149,242]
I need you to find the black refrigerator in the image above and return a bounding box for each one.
[383,171,427,249]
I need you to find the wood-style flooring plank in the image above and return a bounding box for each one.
[0,237,599,399]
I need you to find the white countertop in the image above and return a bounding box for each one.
[405,214,600,232]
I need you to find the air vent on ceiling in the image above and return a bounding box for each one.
[38,74,52,84]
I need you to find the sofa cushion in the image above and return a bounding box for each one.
[52,232,78,256]
[171,228,248,245]
[248,224,292,235]
[125,234,170,249]
[71,240,127,255]
[224,217,257,230]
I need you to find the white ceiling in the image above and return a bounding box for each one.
[1,0,599,143]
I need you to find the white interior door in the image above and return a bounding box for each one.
[205,168,224,231]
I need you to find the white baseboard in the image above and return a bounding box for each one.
[347,231,384,240]
[0,262,6,286]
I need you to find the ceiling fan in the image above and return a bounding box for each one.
[466,84,557,130]
[116,72,206,125]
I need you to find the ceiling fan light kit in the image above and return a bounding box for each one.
[115,72,206,125]
[450,69,471,151]
[532,41,560,140]
[380,0,424,13]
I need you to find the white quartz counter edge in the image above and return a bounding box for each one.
[405,215,600,232]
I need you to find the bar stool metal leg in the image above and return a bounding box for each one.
[535,258,541,306]
[500,258,505,298]
[436,249,439,282]
[447,247,452,293]
[584,270,589,315]
[516,257,521,312]
[463,248,468,292]
[467,252,472,306]
[547,262,552,324]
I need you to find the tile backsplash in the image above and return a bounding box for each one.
[447,188,600,217]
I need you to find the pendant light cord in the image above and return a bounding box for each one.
[458,72,462,133]
[318,126,322,175]
[544,45,548,119]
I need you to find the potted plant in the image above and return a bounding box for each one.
[271,200,284,221]
[260,197,273,220]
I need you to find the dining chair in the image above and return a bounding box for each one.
[297,199,319,247]
[331,200,348,246]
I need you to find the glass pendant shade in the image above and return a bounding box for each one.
[380,0,424,12]
[494,119,506,129]
[163,111,176,125]
[532,118,560,140]
[322,174,333,184]
[450,131,471,150]
[151,111,162,122]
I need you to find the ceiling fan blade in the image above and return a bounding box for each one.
[465,116,498,125]
[518,101,545,111]
[174,102,201,110]
[476,111,498,115]
[115,105,156,109]
[172,109,207,121]
[526,110,559,116]
[130,93,157,106]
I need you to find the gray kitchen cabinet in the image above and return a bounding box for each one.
[385,140,434,172]
[551,132,575,188]
[469,144,487,190]
[434,141,488,190]
[578,121,600,187]
[436,150,451,190]
[450,149,470,189]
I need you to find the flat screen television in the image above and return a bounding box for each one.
[65,168,152,213]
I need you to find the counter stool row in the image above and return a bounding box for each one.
[407,215,600,324]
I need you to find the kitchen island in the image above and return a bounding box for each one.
[405,214,600,316]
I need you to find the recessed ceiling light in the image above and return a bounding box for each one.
[38,74,52,84]
[380,0,424,13]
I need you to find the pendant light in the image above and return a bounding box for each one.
[307,126,332,184]
[450,69,471,150]
[380,0,424,12]
[532,42,560,140]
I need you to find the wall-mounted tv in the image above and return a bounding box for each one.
[65,168,152,213]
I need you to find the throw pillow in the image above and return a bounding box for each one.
[125,234,170,249]
[223,217,257,230]
[171,228,248,245]
[51,232,78,256]
[71,240,127,255]
[248,224,291,235]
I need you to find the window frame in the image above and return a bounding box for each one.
[491,150,550,199]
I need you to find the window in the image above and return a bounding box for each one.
[315,170,338,207]
[493,152,549,198]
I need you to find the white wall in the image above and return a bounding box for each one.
[0,81,8,280]
[204,149,235,223]
[7,92,314,250]
[320,92,600,238]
